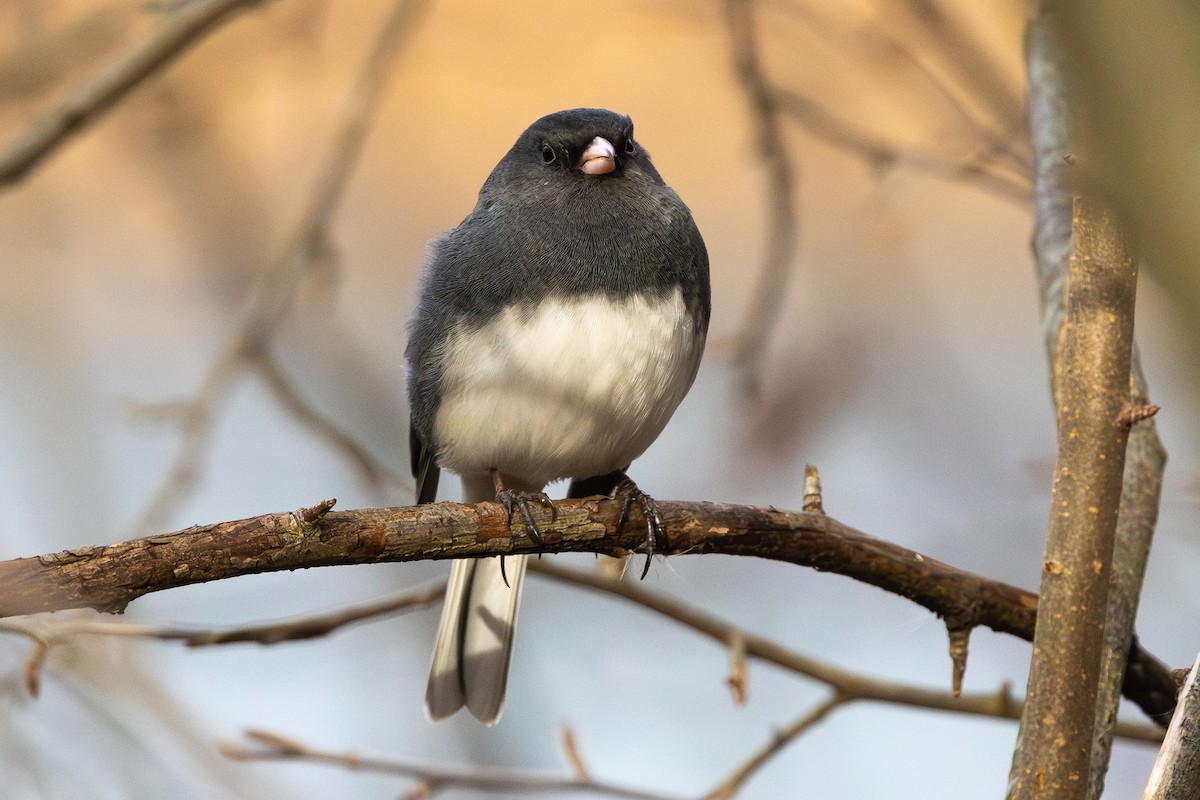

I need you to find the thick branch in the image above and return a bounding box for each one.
[0,497,1176,722]
[1010,195,1139,798]
[1020,7,1167,798]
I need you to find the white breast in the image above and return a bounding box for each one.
[433,288,704,488]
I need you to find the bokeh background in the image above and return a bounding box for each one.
[1,1,1198,797]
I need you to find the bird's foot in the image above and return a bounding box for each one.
[490,469,555,588]
[613,474,666,580]
[495,489,556,544]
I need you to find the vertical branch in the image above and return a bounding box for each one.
[1021,8,1169,798]
[1091,349,1165,794]
[1025,13,1074,385]
[1009,193,1138,797]
[724,0,800,394]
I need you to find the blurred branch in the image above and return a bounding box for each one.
[704,694,848,800]
[772,87,1030,202]
[530,561,1163,744]
[772,2,1032,201]
[0,579,445,696]
[896,0,1026,133]
[1018,8,1167,799]
[724,0,800,394]
[0,6,128,103]
[132,0,429,535]
[248,348,404,489]
[221,729,686,800]
[0,494,1178,723]
[0,0,269,188]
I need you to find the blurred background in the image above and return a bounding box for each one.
[1,0,1198,797]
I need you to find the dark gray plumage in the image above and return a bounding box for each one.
[407,108,709,723]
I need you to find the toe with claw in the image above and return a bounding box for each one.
[490,469,555,588]
[613,474,666,580]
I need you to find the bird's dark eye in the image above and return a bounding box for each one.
[540,144,556,164]
[624,138,636,155]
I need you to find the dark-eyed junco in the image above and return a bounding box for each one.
[407,108,710,723]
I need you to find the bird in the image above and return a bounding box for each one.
[406,107,710,724]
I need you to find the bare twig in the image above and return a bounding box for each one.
[704,694,849,800]
[724,0,800,393]
[726,632,748,706]
[221,729,686,800]
[0,580,446,694]
[765,2,1032,199]
[772,87,1030,202]
[947,626,970,698]
[801,463,823,513]
[132,0,430,535]
[894,0,1026,136]
[529,561,1162,744]
[249,349,403,490]
[560,726,592,782]
[0,0,270,187]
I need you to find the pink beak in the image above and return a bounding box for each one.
[579,136,616,175]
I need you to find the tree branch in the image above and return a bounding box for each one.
[1018,7,1168,797]
[221,729,686,800]
[0,0,270,188]
[703,694,849,800]
[724,0,801,393]
[130,0,429,535]
[530,561,1163,744]
[0,496,1177,723]
[1009,191,1141,798]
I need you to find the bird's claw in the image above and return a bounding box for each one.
[494,484,554,589]
[614,477,665,580]
[495,489,554,545]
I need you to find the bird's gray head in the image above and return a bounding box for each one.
[488,108,664,189]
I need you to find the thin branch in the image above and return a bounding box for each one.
[529,561,1162,744]
[771,87,1030,202]
[0,580,446,695]
[895,0,1027,136]
[131,0,430,535]
[0,0,270,188]
[763,1,1032,201]
[221,729,686,800]
[560,726,592,782]
[704,694,850,800]
[724,0,800,393]
[249,348,404,491]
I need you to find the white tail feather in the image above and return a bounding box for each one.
[425,478,533,724]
